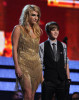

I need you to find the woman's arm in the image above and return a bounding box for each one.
[12,25,22,78]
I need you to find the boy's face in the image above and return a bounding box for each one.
[49,27,59,40]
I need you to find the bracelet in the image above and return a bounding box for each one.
[67,79,71,83]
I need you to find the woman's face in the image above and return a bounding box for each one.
[29,11,39,25]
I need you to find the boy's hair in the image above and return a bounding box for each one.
[45,21,59,35]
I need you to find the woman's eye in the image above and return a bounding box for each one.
[31,14,36,16]
[31,14,39,17]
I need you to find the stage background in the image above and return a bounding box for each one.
[0,0,79,95]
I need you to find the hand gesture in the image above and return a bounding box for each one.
[15,66,22,79]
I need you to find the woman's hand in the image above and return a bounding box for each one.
[15,66,22,78]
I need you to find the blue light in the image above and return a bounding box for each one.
[69,60,79,69]
[0,69,16,78]
[0,81,41,92]
[70,85,79,94]
[0,56,14,66]
[0,82,16,91]
[70,72,79,82]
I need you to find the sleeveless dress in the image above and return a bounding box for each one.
[17,26,42,92]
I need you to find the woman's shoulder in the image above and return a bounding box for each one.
[13,25,21,30]
[13,25,25,34]
[16,25,26,32]
[12,25,21,36]
[12,25,21,42]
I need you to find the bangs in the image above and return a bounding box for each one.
[49,25,59,30]
[29,5,41,18]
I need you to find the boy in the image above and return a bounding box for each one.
[39,21,71,100]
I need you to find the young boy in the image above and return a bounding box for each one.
[39,21,71,100]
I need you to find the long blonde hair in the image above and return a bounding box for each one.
[19,4,42,37]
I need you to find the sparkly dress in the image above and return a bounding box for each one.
[17,26,42,92]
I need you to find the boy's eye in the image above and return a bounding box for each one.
[51,28,58,31]
[51,29,55,31]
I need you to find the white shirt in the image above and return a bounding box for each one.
[39,39,69,68]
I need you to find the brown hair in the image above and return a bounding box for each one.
[45,21,59,35]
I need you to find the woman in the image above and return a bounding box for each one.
[12,4,42,100]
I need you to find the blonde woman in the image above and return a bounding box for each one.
[12,5,42,100]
